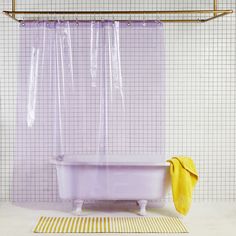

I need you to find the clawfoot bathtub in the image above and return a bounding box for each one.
[51,154,170,216]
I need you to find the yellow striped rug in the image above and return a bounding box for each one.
[33,216,188,233]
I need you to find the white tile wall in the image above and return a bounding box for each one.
[0,1,235,201]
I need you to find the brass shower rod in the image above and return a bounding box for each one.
[2,0,234,23]
[3,10,233,23]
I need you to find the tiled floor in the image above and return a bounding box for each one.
[0,201,236,236]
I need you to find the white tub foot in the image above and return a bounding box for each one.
[137,200,148,216]
[73,200,84,215]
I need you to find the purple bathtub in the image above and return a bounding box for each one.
[51,154,170,216]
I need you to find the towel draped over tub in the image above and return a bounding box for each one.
[167,157,198,215]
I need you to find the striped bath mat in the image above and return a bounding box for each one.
[33,216,188,233]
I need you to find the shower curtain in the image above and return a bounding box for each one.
[13,21,165,201]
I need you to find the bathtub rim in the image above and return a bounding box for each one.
[50,155,170,167]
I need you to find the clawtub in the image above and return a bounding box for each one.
[51,154,170,216]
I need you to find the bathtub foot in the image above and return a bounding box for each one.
[73,200,84,215]
[137,200,148,216]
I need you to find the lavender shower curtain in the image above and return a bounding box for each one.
[13,21,165,201]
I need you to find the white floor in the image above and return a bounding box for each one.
[0,201,236,236]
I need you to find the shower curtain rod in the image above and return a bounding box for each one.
[3,0,233,23]
[3,10,233,23]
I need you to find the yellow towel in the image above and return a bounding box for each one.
[167,157,198,215]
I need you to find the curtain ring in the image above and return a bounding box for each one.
[129,11,132,22]
[143,18,146,26]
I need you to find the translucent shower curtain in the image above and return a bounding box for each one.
[13,21,165,201]
[23,21,125,156]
